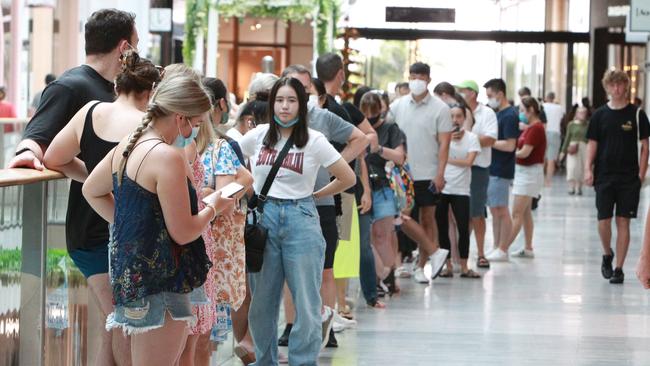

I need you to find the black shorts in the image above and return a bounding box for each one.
[318,206,339,269]
[413,180,440,207]
[595,176,641,220]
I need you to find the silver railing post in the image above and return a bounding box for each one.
[18,181,48,366]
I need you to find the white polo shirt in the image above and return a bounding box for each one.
[472,103,499,168]
[390,93,453,181]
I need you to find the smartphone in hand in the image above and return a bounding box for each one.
[202,182,244,205]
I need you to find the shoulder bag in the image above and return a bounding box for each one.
[244,136,294,272]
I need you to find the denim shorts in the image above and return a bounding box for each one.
[486,176,511,208]
[106,292,195,335]
[371,187,398,222]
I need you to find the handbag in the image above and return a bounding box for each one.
[244,136,294,272]
[567,142,578,155]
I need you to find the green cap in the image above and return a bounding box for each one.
[455,80,479,93]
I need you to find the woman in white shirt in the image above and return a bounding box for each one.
[436,104,482,278]
[239,77,355,365]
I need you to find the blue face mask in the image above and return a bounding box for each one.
[518,112,529,124]
[273,115,300,128]
[173,118,199,148]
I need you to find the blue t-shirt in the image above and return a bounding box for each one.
[489,106,520,179]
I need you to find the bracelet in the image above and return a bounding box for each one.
[206,204,217,221]
[15,147,35,157]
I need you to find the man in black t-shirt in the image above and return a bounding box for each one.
[585,69,650,285]
[8,9,139,364]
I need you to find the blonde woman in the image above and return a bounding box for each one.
[82,76,234,365]
[181,78,254,366]
[559,106,589,195]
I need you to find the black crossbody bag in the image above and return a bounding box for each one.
[245,136,294,272]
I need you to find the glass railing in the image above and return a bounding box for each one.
[0,155,236,364]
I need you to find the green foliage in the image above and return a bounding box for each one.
[369,41,409,91]
[183,0,211,64]
[183,0,339,65]
[0,248,84,286]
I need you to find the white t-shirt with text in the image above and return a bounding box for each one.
[443,131,481,196]
[239,124,341,199]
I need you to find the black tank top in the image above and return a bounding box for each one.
[66,102,118,252]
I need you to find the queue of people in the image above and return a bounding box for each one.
[9,7,650,366]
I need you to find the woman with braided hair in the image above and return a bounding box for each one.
[44,49,160,365]
[82,75,234,365]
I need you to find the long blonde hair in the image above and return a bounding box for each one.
[117,75,212,185]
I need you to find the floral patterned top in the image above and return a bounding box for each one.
[190,139,247,335]
[201,140,241,188]
[110,171,212,306]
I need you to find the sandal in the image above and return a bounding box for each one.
[439,268,453,278]
[460,269,481,278]
[477,256,490,268]
[367,299,386,309]
[339,305,354,320]
[234,344,256,365]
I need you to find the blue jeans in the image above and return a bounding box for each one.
[358,212,378,304]
[248,197,325,366]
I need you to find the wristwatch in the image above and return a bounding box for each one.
[15,147,35,156]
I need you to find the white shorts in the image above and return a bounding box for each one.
[512,164,544,198]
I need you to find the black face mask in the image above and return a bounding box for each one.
[368,115,380,125]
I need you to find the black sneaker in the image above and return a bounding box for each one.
[278,323,292,346]
[601,253,614,279]
[325,328,338,348]
[610,267,624,284]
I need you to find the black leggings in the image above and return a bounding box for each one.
[435,194,470,259]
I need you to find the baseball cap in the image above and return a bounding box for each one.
[455,80,479,93]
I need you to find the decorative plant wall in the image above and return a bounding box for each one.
[183,0,339,65]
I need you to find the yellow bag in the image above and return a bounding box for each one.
[333,197,360,279]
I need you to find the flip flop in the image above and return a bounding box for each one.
[439,268,453,278]
[477,256,490,268]
[460,269,481,278]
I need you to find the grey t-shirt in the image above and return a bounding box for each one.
[308,104,354,206]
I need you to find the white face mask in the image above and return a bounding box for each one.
[308,95,320,109]
[487,97,500,109]
[409,79,428,96]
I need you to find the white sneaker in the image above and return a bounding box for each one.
[320,306,334,349]
[413,267,429,284]
[511,248,535,258]
[485,248,509,262]
[429,248,450,279]
[396,265,412,278]
[332,312,356,333]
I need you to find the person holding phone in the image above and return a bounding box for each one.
[82,75,234,365]
[435,104,481,278]
[239,77,355,365]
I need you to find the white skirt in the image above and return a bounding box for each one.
[512,164,544,198]
[566,141,587,182]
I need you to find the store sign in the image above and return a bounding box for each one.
[26,0,56,7]
[150,8,172,32]
[630,0,650,32]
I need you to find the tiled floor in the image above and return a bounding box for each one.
[224,178,650,366]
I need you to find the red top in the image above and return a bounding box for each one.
[516,122,546,166]
[0,101,17,133]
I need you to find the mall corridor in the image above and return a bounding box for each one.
[223,179,650,366]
